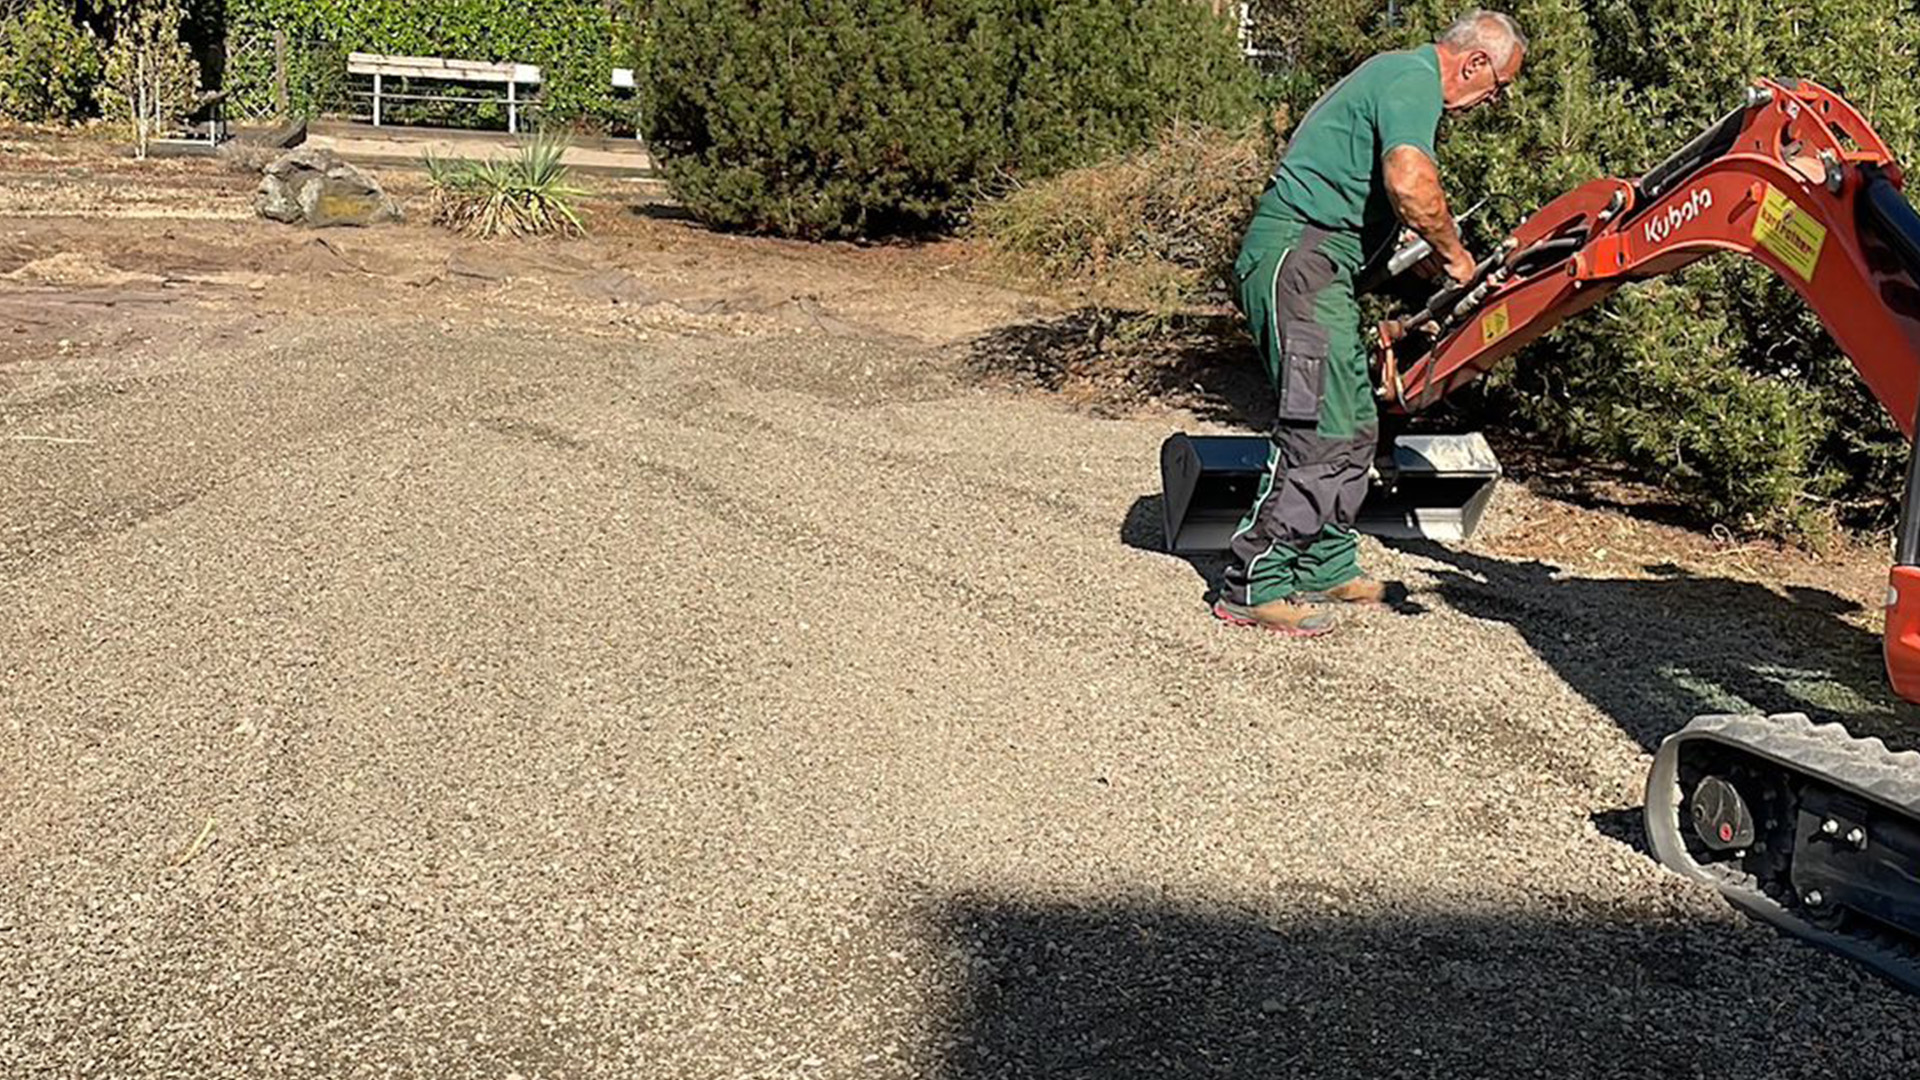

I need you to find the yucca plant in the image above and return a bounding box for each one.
[424,134,587,238]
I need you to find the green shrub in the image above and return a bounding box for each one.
[426,135,586,238]
[638,0,1260,240]
[638,0,1014,238]
[0,0,104,123]
[1521,276,1828,527]
[1240,0,1386,115]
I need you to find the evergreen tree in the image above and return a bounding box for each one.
[1009,0,1258,177]
[639,0,1258,239]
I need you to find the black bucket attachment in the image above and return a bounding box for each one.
[1158,432,1500,552]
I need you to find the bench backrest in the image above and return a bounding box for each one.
[347,52,542,85]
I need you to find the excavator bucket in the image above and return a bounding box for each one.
[1157,432,1500,552]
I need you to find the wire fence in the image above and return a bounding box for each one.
[1234,0,1403,75]
[220,32,348,122]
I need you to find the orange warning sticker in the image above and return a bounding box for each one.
[1753,186,1826,281]
[1481,304,1512,346]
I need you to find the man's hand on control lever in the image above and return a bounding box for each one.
[1384,145,1477,285]
[1413,246,1476,285]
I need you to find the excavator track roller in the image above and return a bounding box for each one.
[1688,775,1756,851]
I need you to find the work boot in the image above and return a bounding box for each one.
[1298,577,1388,606]
[1212,597,1337,637]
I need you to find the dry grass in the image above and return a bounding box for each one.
[971,120,1280,316]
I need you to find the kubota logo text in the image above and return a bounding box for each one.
[1644,187,1714,245]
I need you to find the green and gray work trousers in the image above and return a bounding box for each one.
[1222,203,1379,608]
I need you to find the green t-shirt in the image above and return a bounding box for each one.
[1266,43,1444,263]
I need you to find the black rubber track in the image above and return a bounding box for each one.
[1646,712,1920,994]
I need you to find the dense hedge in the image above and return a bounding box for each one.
[1279,0,1920,532]
[220,0,633,126]
[637,0,1260,239]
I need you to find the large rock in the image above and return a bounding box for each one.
[255,147,401,227]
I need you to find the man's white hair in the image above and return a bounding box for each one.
[1437,9,1528,68]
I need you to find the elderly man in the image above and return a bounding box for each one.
[1213,9,1526,637]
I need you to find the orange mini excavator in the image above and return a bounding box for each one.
[1377,78,1920,991]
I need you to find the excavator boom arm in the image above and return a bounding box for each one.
[1382,79,1920,703]
[1386,79,1920,445]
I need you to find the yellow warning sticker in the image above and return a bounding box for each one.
[1753,186,1827,281]
[1481,304,1512,346]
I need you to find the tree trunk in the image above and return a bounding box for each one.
[135,37,152,160]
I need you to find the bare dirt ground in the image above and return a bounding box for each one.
[4,132,1919,1078]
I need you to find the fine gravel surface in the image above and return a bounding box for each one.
[6,287,1920,1076]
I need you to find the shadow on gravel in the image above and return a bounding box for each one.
[926,894,1915,1079]
[963,309,1270,426]
[625,202,702,223]
[1591,806,1655,857]
[1119,494,1232,603]
[1393,540,1920,754]
[1120,495,1428,616]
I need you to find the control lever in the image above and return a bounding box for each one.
[1372,198,1488,282]
[1373,237,1519,408]
[1357,198,1488,294]
[1383,237,1519,341]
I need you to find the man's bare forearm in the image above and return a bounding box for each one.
[1384,146,1472,267]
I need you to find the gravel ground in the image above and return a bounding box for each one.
[4,162,1920,1076]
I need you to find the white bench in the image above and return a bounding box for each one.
[611,68,642,140]
[347,52,543,134]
